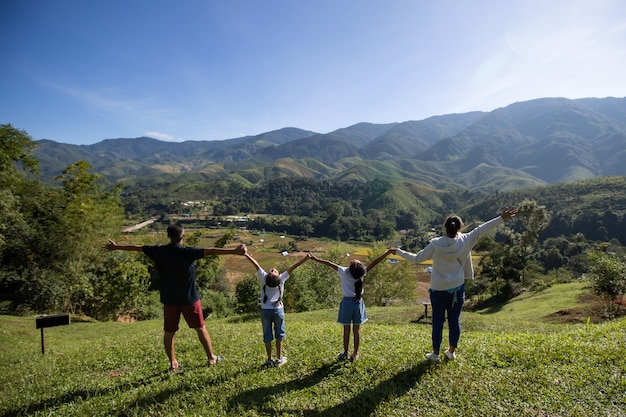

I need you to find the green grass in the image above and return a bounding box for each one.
[476,282,591,321]
[2,284,625,417]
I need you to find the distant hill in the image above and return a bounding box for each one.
[33,97,626,193]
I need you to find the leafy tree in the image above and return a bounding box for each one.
[478,232,524,298]
[1,128,126,315]
[235,275,259,314]
[0,123,39,181]
[202,290,233,318]
[365,244,416,306]
[400,230,432,253]
[0,124,41,258]
[542,247,565,271]
[513,200,550,286]
[53,161,124,313]
[587,249,626,316]
[91,251,150,321]
[287,246,344,311]
[0,125,63,313]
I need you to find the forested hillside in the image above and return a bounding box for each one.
[460,176,626,242]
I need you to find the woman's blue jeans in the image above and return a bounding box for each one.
[429,284,465,353]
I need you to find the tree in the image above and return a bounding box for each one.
[235,275,259,314]
[0,125,58,313]
[0,124,40,256]
[587,249,626,316]
[287,246,343,311]
[91,251,150,320]
[0,123,39,182]
[542,247,565,271]
[365,244,417,306]
[53,161,124,313]
[477,201,549,296]
[514,200,550,286]
[479,233,524,298]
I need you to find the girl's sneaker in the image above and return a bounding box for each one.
[275,356,288,367]
[425,352,440,362]
[263,359,275,368]
[337,352,348,361]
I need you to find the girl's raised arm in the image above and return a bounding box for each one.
[286,253,311,274]
[309,253,340,271]
[244,253,262,271]
[365,249,393,271]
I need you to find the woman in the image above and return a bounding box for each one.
[392,207,517,362]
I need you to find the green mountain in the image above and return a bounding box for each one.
[33,97,626,193]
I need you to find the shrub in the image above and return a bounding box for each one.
[202,291,233,318]
[586,249,626,315]
[235,275,260,314]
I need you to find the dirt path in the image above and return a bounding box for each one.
[122,217,159,233]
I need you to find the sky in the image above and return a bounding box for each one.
[1,1,626,145]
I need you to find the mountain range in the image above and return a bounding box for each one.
[33,97,626,194]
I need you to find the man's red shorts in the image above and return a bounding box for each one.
[163,299,205,332]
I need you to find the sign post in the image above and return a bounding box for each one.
[35,314,70,354]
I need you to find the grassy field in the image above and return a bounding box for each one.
[2,282,625,417]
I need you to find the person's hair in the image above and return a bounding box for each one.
[444,216,463,238]
[167,223,185,243]
[265,271,280,288]
[354,278,364,301]
[349,260,366,301]
[263,271,282,305]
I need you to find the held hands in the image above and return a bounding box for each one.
[235,244,247,255]
[103,239,118,251]
[502,206,518,220]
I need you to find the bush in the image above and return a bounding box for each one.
[235,275,260,314]
[0,266,65,314]
[587,249,626,315]
[91,252,151,321]
[136,290,162,320]
[202,291,233,318]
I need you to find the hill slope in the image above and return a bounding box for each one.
[1,282,624,416]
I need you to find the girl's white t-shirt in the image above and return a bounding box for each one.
[337,266,366,297]
[257,269,289,309]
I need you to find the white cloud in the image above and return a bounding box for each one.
[144,131,181,142]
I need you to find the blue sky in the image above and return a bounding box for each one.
[1,0,625,145]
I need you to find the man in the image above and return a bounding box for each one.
[104,223,246,371]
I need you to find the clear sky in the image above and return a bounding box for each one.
[1,0,625,145]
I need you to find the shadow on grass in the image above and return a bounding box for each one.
[1,370,166,417]
[226,361,343,413]
[224,313,259,323]
[227,360,436,416]
[475,299,507,315]
[303,361,435,417]
[4,361,268,417]
[471,291,521,315]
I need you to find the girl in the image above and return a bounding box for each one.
[309,249,392,361]
[243,251,310,367]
